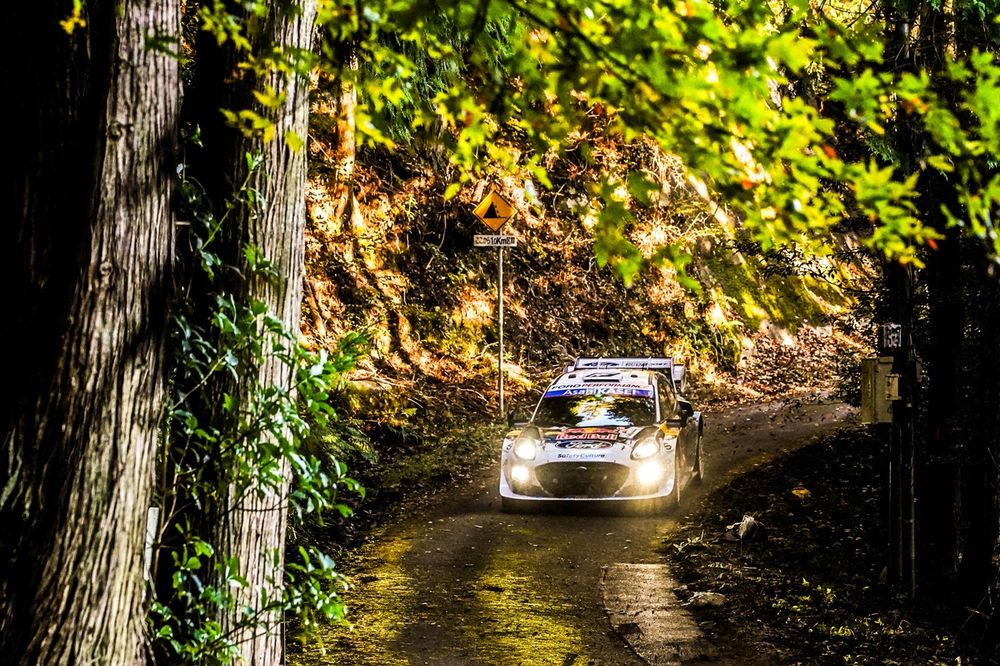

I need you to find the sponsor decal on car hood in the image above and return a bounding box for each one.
[554,428,620,446]
[535,425,650,460]
[542,383,654,398]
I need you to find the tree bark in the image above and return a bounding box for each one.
[984,261,1000,656]
[1,1,179,664]
[181,2,315,663]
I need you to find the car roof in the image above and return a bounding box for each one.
[558,357,687,395]
[548,368,659,389]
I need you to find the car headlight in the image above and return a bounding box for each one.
[631,438,660,460]
[513,432,539,460]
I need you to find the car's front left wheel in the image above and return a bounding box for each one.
[694,433,705,485]
[669,450,683,508]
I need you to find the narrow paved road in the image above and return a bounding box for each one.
[292,400,855,666]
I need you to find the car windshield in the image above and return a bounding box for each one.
[533,393,656,427]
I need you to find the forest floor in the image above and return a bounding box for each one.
[658,328,974,663]
[661,425,972,664]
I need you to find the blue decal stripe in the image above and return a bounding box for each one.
[543,387,654,398]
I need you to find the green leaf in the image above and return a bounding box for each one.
[627,172,661,206]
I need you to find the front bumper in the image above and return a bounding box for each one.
[499,457,675,501]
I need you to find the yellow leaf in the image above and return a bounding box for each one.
[285,130,304,152]
[60,0,86,34]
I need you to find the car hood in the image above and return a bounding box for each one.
[506,425,661,461]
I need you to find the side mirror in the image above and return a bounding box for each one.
[675,400,694,426]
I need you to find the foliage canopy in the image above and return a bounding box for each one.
[319,0,999,286]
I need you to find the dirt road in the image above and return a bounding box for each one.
[291,399,856,666]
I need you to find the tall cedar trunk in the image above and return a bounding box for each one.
[956,243,1000,632]
[182,2,315,662]
[891,4,1000,646]
[919,220,963,590]
[985,261,1000,654]
[1,1,179,664]
[914,1,967,599]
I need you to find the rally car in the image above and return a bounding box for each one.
[499,357,704,511]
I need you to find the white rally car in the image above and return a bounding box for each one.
[499,357,704,511]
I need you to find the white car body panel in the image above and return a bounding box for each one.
[499,360,702,505]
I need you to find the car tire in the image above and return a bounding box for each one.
[694,433,705,485]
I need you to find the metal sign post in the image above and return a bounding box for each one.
[498,246,505,415]
[473,235,516,415]
[470,187,518,419]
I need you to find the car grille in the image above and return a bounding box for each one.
[535,462,629,497]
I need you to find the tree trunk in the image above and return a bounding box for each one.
[956,243,1000,640]
[984,261,1000,655]
[1,1,179,664]
[181,2,315,663]
[917,184,963,593]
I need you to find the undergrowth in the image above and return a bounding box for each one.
[663,428,964,664]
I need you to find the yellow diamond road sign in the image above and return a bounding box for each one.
[473,190,517,232]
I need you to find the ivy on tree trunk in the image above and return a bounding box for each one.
[173,1,316,663]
